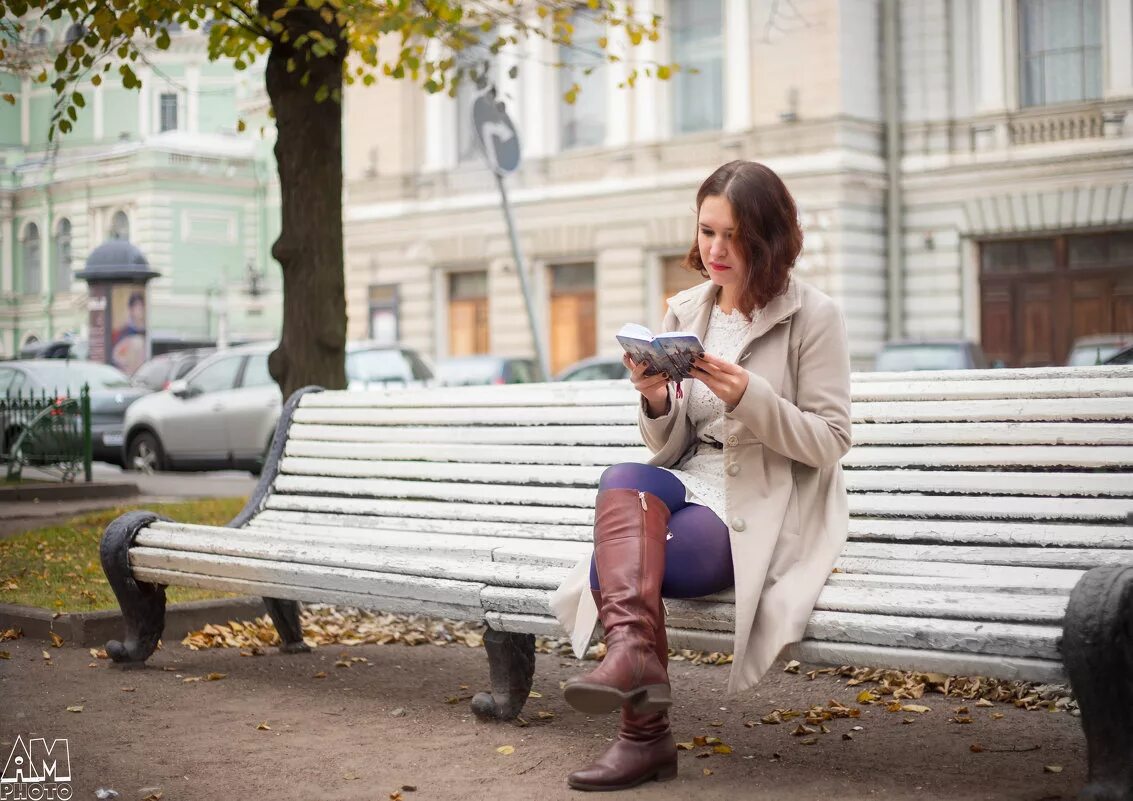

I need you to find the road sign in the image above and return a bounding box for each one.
[473,94,521,176]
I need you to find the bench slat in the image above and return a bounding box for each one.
[132,566,483,622]
[278,458,1133,499]
[851,377,1133,401]
[852,397,1133,423]
[842,541,1133,569]
[271,475,596,507]
[844,445,1133,468]
[251,509,594,541]
[849,518,1133,548]
[288,423,643,446]
[853,365,1133,383]
[850,493,1132,522]
[265,494,595,525]
[852,422,1133,446]
[824,572,1076,595]
[131,549,488,607]
[285,441,650,466]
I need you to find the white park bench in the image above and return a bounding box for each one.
[100,366,1133,798]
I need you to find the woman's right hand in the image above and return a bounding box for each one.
[623,354,671,418]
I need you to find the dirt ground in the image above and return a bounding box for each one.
[0,635,1087,801]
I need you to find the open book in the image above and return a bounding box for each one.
[616,323,705,381]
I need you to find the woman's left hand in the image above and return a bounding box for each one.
[690,352,750,408]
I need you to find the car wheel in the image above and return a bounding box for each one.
[127,431,165,474]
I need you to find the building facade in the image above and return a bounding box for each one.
[0,22,281,359]
[342,0,1133,373]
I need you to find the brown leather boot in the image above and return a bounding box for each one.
[564,489,671,715]
[567,590,677,791]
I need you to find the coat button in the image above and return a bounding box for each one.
[730,518,746,532]
[726,463,740,476]
[726,435,739,447]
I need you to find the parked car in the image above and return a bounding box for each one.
[0,359,148,465]
[1103,343,1133,365]
[18,338,88,360]
[1065,334,1133,366]
[555,355,630,382]
[131,348,216,391]
[435,355,538,386]
[122,341,434,473]
[873,340,989,372]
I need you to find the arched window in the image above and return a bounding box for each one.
[30,27,50,46]
[21,223,42,296]
[64,24,86,45]
[54,218,73,291]
[110,210,130,241]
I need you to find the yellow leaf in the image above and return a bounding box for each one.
[496,745,515,755]
[528,691,542,698]
[676,741,695,751]
[901,704,931,714]
[702,768,713,776]
[704,737,722,745]
[1044,765,1063,774]
[182,676,202,683]
[535,711,554,720]
[120,687,135,692]
[0,651,9,659]
[313,671,327,679]
[237,120,247,133]
[42,650,51,660]
[66,705,83,713]
[206,672,226,681]
[712,744,732,755]
[692,736,708,747]
[855,690,877,704]
[256,722,271,730]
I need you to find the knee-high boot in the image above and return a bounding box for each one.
[567,589,678,791]
[564,488,671,715]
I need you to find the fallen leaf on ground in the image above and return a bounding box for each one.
[950,717,973,725]
[704,737,722,745]
[182,677,201,683]
[791,725,814,737]
[842,733,853,741]
[992,712,1005,720]
[0,628,23,641]
[42,650,51,660]
[702,768,713,776]
[205,672,226,681]
[120,687,135,692]
[856,690,878,704]
[401,787,417,792]
[66,705,83,713]
[0,651,9,660]
[496,745,515,756]
[692,736,708,747]
[676,742,695,751]
[708,720,723,727]
[313,672,327,679]
[528,691,542,698]
[799,737,818,746]
[390,793,402,801]
[783,660,800,673]
[89,648,108,659]
[976,699,994,707]
[50,632,64,648]
[1044,765,1063,774]
[713,745,732,755]
[256,722,271,730]
[142,793,162,801]
[902,705,931,714]
[695,753,711,760]
[535,711,555,720]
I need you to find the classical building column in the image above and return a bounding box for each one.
[724,0,752,133]
[1105,0,1133,98]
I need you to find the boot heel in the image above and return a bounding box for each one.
[631,684,672,713]
[655,763,678,782]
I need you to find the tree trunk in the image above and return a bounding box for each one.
[260,1,348,398]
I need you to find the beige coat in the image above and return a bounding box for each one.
[549,277,852,695]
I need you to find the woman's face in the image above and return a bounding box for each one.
[697,194,747,292]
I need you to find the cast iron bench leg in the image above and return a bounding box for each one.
[471,628,536,721]
[1062,565,1133,801]
[100,511,169,666]
[264,598,311,653]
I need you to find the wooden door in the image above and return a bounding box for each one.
[979,231,1133,366]
[549,263,596,375]
[449,298,489,356]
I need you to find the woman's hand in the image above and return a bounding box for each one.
[690,352,750,408]
[623,353,670,418]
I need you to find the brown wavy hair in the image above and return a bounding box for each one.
[682,160,803,317]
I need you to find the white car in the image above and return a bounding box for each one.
[122,341,433,473]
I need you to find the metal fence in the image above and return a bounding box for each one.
[1,386,92,482]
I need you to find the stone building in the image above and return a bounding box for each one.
[342,0,1133,373]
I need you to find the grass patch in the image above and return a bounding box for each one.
[0,498,247,612]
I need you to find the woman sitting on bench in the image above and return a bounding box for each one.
[551,159,853,792]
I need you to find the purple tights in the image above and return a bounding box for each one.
[588,462,735,599]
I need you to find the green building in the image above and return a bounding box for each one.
[0,21,281,360]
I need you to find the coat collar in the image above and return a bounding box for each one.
[667,277,803,356]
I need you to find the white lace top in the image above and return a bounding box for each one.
[660,303,762,522]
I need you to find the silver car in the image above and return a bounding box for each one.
[122,341,433,473]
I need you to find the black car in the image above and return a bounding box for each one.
[0,360,149,465]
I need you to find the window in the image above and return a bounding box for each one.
[110,210,130,241]
[239,353,275,388]
[670,0,724,134]
[455,31,497,164]
[559,11,606,150]
[1019,0,1102,107]
[187,356,242,395]
[21,223,41,296]
[159,93,179,132]
[448,271,490,355]
[368,284,399,344]
[54,218,72,291]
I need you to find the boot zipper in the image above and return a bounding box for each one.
[638,491,648,511]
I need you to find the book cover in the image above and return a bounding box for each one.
[615,323,705,381]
